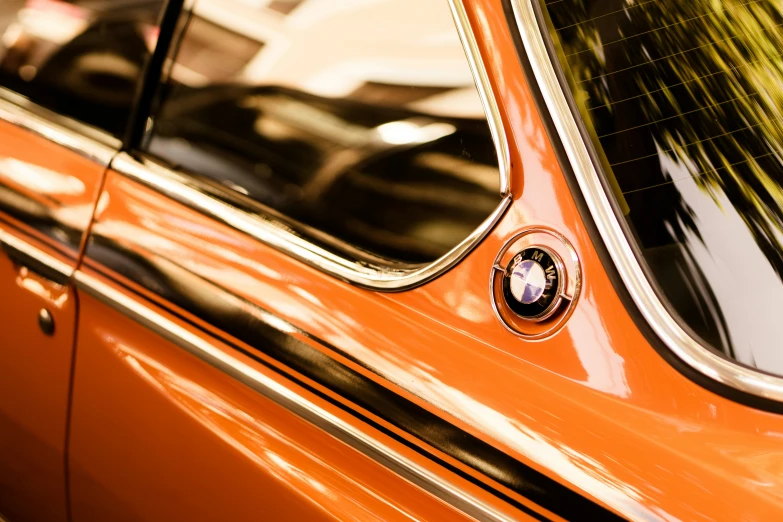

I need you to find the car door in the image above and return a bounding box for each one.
[0,93,114,522]
[0,2,166,521]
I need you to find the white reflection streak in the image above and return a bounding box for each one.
[0,157,85,196]
[17,7,88,45]
[101,221,298,333]
[118,345,324,489]
[406,370,671,522]
[110,338,417,521]
[444,269,495,323]
[376,121,456,145]
[51,203,97,231]
[568,296,630,397]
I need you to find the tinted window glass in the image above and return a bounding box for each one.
[142,0,501,265]
[0,0,166,136]
[542,0,783,373]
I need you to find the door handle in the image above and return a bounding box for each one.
[0,231,72,286]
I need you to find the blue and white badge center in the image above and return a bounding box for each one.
[501,246,564,321]
[509,259,547,304]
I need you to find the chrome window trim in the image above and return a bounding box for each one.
[0,88,120,166]
[113,153,511,290]
[112,0,512,291]
[449,0,511,198]
[74,270,519,522]
[509,0,783,402]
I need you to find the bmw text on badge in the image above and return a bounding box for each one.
[490,228,581,339]
[502,247,563,321]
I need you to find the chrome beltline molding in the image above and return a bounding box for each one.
[509,0,783,402]
[113,152,511,290]
[74,270,519,522]
[0,88,119,166]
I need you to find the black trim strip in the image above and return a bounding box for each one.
[123,0,186,150]
[83,234,625,521]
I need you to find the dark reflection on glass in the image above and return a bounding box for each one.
[0,0,165,136]
[143,0,501,265]
[543,0,783,372]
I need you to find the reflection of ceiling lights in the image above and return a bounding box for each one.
[233,0,271,7]
[17,7,88,45]
[414,152,498,191]
[376,120,456,145]
[0,158,85,196]
[234,0,305,15]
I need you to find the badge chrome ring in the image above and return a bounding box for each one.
[490,227,581,339]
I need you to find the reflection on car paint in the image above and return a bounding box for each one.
[84,171,628,521]
[107,336,429,521]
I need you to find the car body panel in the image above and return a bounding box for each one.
[0,257,73,522]
[69,287,520,521]
[76,169,561,520]
[0,116,111,522]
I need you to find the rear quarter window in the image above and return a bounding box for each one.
[541,0,783,373]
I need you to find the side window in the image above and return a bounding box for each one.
[0,0,166,137]
[141,0,502,264]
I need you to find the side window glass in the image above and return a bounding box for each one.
[142,0,502,264]
[0,0,166,137]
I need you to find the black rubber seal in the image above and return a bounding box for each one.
[122,0,186,150]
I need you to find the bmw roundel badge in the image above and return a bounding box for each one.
[502,246,564,321]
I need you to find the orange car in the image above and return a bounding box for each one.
[2,0,783,520]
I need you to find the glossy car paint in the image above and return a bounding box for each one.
[69,288,525,521]
[68,2,783,521]
[79,167,611,521]
[0,117,109,522]
[0,260,73,522]
[1,2,783,522]
[0,115,111,258]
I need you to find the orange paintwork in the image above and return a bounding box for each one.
[68,286,535,521]
[0,121,106,522]
[72,1,783,521]
[0,253,74,522]
[0,120,108,258]
[2,1,783,521]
